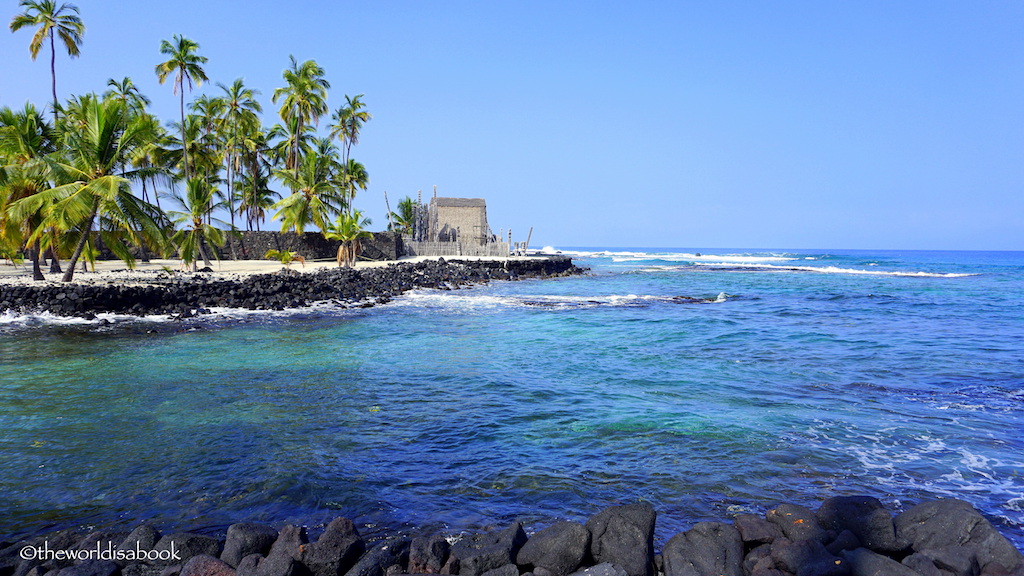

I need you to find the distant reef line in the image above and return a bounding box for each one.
[0,257,583,318]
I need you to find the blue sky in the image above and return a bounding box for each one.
[2,1,1022,250]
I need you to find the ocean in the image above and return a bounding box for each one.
[1,248,1022,548]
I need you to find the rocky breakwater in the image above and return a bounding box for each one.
[1,497,1021,576]
[0,257,583,318]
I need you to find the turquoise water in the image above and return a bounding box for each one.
[1,248,1022,547]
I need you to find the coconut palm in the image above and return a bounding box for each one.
[104,77,151,114]
[155,34,208,182]
[388,196,416,235]
[218,79,262,230]
[328,94,370,216]
[323,210,371,267]
[9,96,166,282]
[271,142,345,234]
[169,177,226,271]
[0,102,55,280]
[9,1,85,124]
[237,128,278,231]
[272,56,329,177]
[339,158,368,212]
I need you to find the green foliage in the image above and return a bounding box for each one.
[264,248,305,267]
[323,210,371,267]
[388,196,416,234]
[169,177,226,272]
[5,20,378,281]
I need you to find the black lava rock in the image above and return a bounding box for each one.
[662,522,743,576]
[585,503,656,576]
[516,522,590,576]
[450,525,527,576]
[221,524,278,569]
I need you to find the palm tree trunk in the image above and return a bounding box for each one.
[198,238,213,268]
[180,82,190,182]
[31,238,44,281]
[63,205,98,282]
[50,31,58,125]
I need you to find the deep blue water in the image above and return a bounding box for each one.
[1,248,1022,548]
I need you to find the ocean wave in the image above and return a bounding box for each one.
[538,247,797,264]
[0,300,373,329]
[692,262,977,278]
[391,290,728,312]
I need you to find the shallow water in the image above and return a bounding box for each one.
[1,248,1022,547]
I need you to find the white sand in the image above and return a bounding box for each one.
[0,255,550,286]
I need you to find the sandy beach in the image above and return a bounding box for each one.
[0,256,550,286]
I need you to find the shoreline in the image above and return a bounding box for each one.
[0,256,584,319]
[1,496,1020,576]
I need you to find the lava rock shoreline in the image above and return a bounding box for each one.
[1,497,1021,576]
[0,257,583,319]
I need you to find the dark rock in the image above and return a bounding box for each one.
[451,525,527,576]
[585,503,656,576]
[516,522,589,576]
[266,528,307,563]
[74,533,126,559]
[221,525,278,569]
[894,499,1024,575]
[343,537,408,576]
[743,545,772,576]
[180,556,234,576]
[479,565,518,576]
[301,518,363,576]
[840,548,919,576]
[152,535,221,567]
[253,554,298,576]
[566,564,628,576]
[902,556,943,576]
[749,569,791,576]
[159,566,180,576]
[118,524,161,557]
[767,505,829,544]
[825,532,861,557]
[662,522,743,576]
[55,561,119,576]
[769,539,848,576]
[735,515,785,545]
[233,556,261,576]
[408,536,450,574]
[817,497,905,553]
[120,565,163,576]
[906,546,980,576]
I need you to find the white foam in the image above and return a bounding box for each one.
[0,310,162,326]
[692,262,977,278]
[390,290,727,312]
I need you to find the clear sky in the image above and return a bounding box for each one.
[2,1,1022,250]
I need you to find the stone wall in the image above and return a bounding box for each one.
[92,231,403,262]
[219,231,401,262]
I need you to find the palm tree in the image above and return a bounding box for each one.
[0,102,55,280]
[329,94,371,216]
[9,1,85,124]
[271,143,345,234]
[104,76,151,114]
[155,34,208,182]
[339,158,368,212]
[169,177,226,271]
[10,96,166,282]
[323,210,371,267]
[272,56,329,177]
[388,196,416,235]
[218,79,262,231]
[237,128,278,231]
